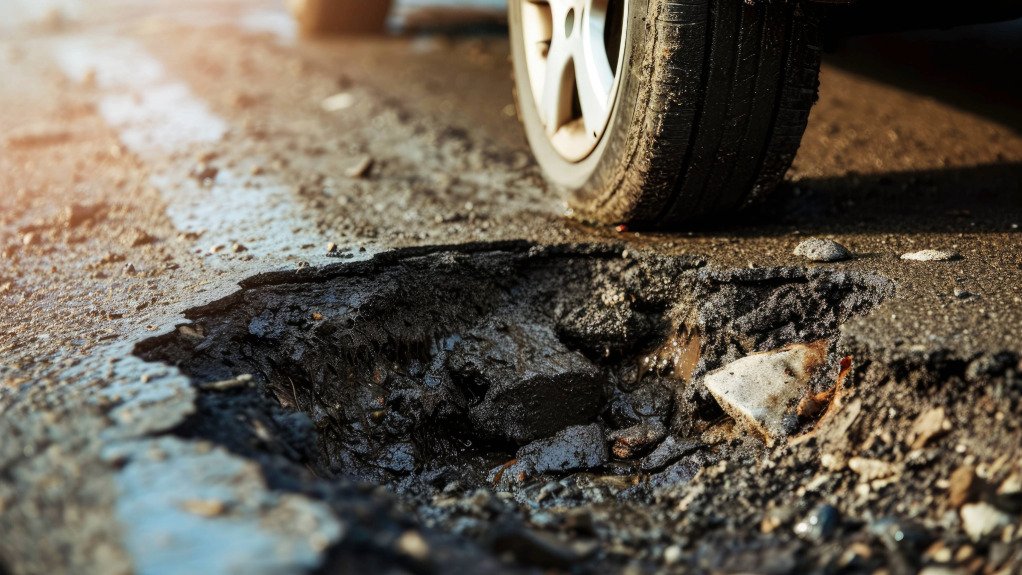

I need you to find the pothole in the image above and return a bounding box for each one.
[137,243,894,569]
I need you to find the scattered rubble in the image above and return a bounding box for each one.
[639,435,702,472]
[794,504,840,542]
[132,245,908,572]
[953,287,976,299]
[609,419,666,459]
[848,456,900,483]
[395,531,430,562]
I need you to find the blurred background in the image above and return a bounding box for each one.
[4,0,1019,132]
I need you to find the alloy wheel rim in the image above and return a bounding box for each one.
[520,0,628,162]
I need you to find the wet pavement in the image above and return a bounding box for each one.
[1,1,1021,573]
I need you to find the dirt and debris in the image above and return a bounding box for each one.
[132,243,920,572]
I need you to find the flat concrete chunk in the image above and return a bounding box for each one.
[704,342,827,443]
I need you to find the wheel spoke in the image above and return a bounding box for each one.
[540,26,574,133]
[575,0,615,136]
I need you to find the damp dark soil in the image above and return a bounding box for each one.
[137,242,905,572]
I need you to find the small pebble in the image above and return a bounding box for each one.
[868,517,929,552]
[321,92,355,112]
[181,499,227,517]
[901,249,960,262]
[663,545,682,565]
[345,156,374,179]
[793,238,851,262]
[396,531,430,562]
[948,465,976,507]
[794,504,840,542]
[960,502,1011,541]
[199,374,253,391]
[997,469,1021,497]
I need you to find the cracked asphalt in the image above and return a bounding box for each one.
[0,1,1020,573]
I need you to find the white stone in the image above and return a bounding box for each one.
[900,249,960,262]
[704,342,827,444]
[997,469,1021,496]
[960,502,1011,541]
[663,545,682,565]
[321,92,355,112]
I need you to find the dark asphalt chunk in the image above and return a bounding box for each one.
[449,320,609,444]
[490,424,608,488]
[638,435,703,472]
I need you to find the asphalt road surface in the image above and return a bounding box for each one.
[1,1,1020,574]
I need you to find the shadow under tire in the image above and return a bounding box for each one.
[510,0,822,227]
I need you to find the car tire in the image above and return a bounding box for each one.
[288,0,393,35]
[509,0,821,227]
